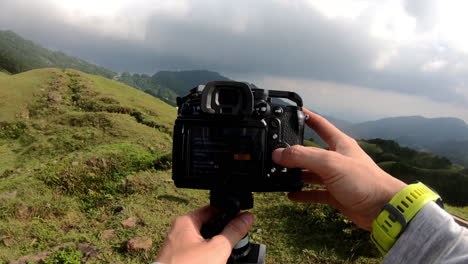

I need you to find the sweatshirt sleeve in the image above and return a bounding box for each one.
[382,202,468,264]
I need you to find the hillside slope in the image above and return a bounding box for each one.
[117,70,231,106]
[0,69,384,264]
[358,139,468,206]
[0,31,116,78]
[152,70,230,96]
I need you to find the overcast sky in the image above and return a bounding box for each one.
[2,0,468,122]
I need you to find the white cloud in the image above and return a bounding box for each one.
[421,59,447,72]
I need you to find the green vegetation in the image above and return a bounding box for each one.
[44,246,83,264]
[117,70,231,106]
[117,72,178,106]
[151,70,230,97]
[359,139,468,206]
[304,138,322,148]
[0,30,115,78]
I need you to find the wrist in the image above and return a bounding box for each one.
[370,176,407,226]
[370,182,442,255]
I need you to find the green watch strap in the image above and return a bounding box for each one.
[370,182,441,255]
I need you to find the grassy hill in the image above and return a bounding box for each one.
[117,72,178,106]
[117,70,231,106]
[0,69,382,264]
[151,70,230,97]
[359,139,468,206]
[0,31,116,79]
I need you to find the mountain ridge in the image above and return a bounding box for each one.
[0,30,116,79]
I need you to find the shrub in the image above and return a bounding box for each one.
[44,246,82,264]
[38,144,157,210]
[0,121,27,139]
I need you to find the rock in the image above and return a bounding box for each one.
[8,242,74,264]
[99,229,117,240]
[78,243,100,259]
[71,161,79,166]
[163,179,174,184]
[126,237,152,252]
[121,217,137,229]
[2,238,15,247]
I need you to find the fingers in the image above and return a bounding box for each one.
[272,145,343,177]
[303,108,350,151]
[288,189,338,207]
[301,170,324,185]
[211,212,254,249]
[188,205,218,230]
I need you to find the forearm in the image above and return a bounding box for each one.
[383,202,468,263]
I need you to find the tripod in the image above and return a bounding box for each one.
[201,190,266,264]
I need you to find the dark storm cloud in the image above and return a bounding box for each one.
[0,0,467,106]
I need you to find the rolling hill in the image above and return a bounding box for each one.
[0,30,116,79]
[358,139,467,206]
[346,116,468,167]
[306,115,468,167]
[152,70,230,96]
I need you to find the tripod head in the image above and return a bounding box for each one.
[201,190,265,264]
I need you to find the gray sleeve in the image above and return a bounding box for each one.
[382,202,468,264]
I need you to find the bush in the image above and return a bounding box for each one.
[38,144,157,210]
[0,121,27,139]
[44,246,82,264]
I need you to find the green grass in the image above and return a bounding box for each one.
[445,205,468,220]
[304,139,323,148]
[0,68,55,122]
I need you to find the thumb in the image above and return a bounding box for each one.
[211,212,254,249]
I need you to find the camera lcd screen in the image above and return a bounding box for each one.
[188,126,265,183]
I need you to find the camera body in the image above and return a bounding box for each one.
[172,81,305,192]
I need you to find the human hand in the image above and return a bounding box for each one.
[154,206,254,264]
[272,109,407,231]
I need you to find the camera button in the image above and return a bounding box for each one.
[273,106,283,115]
[271,119,280,128]
[281,167,288,173]
[271,167,276,173]
[272,133,279,140]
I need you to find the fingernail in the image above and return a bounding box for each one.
[272,148,284,163]
[240,212,254,226]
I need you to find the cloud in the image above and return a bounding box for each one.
[404,0,439,31]
[1,0,468,117]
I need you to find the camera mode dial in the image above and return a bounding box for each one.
[254,101,270,116]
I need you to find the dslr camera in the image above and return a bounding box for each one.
[172,81,305,192]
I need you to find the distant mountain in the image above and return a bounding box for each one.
[346,116,468,148]
[0,30,116,78]
[151,70,230,96]
[304,114,353,146]
[305,114,468,167]
[345,116,468,167]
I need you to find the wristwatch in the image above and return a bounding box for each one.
[370,182,443,255]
